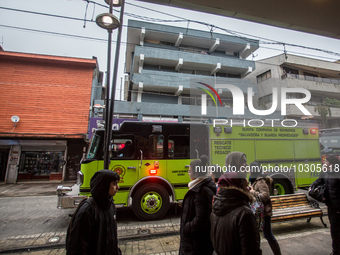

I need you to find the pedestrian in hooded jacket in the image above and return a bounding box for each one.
[310,156,340,255]
[66,170,121,255]
[210,151,262,255]
[249,162,281,255]
[179,155,216,255]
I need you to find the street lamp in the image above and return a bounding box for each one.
[95,13,119,30]
[95,0,125,170]
[105,0,121,6]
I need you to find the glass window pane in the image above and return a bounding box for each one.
[87,134,101,159]
[149,135,164,158]
[168,136,190,159]
[111,136,134,159]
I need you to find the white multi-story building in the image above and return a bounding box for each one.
[94,19,281,122]
[248,54,340,128]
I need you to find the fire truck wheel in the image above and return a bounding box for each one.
[273,179,292,195]
[132,184,170,221]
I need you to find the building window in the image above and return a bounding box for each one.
[256,70,271,83]
[19,151,64,176]
[287,93,304,99]
[306,96,322,106]
[221,98,233,107]
[181,95,201,106]
[258,94,273,104]
[328,119,340,128]
[144,64,176,73]
[303,72,318,78]
[283,67,299,75]
[179,44,209,55]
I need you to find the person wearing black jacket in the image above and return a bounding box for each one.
[210,152,262,255]
[66,170,121,255]
[249,162,281,255]
[310,156,340,255]
[179,155,216,255]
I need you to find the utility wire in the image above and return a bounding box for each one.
[123,1,340,57]
[0,6,92,23]
[1,5,340,58]
[126,3,340,57]
[1,24,339,65]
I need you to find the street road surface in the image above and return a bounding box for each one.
[0,190,331,255]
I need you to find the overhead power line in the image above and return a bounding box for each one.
[1,23,339,63]
[1,4,340,58]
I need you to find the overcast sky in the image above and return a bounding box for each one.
[1,0,339,99]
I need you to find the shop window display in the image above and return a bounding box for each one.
[18,151,65,180]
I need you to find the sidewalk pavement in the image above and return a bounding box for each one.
[0,183,333,255]
[0,181,75,197]
[0,219,334,255]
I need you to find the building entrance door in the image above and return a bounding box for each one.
[0,149,9,182]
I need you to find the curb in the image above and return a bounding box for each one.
[0,243,65,254]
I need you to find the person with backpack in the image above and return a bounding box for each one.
[179,155,216,255]
[66,170,121,255]
[249,162,281,255]
[210,152,262,255]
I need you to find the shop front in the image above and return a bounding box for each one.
[0,140,68,183]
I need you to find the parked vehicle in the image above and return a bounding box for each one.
[57,121,322,220]
[319,128,340,162]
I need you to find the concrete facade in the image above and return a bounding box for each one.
[247,54,340,128]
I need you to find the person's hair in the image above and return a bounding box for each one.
[326,156,340,167]
[200,155,208,166]
[90,170,120,209]
[190,155,209,177]
[225,151,246,172]
[217,171,247,190]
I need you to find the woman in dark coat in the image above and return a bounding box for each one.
[179,155,216,255]
[210,152,262,255]
[310,156,340,255]
[66,170,121,255]
[249,162,281,255]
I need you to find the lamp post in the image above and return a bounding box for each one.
[95,0,124,170]
[107,0,125,167]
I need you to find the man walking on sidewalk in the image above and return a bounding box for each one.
[311,156,340,255]
[66,170,121,255]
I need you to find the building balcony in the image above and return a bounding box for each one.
[131,46,255,78]
[113,100,281,120]
[126,20,259,74]
[281,73,340,95]
[286,104,340,119]
[131,69,257,95]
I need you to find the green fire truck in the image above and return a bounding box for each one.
[57,121,322,221]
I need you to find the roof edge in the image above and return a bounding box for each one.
[0,51,97,67]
